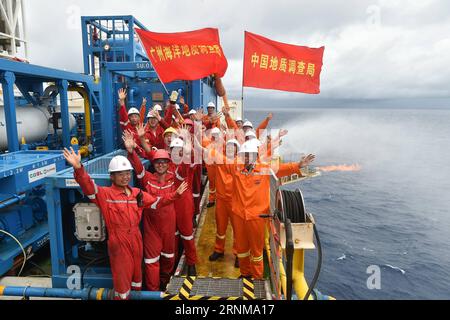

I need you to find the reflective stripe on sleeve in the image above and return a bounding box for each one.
[137,170,145,179]
[144,256,160,264]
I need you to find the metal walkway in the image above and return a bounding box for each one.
[165,276,268,300]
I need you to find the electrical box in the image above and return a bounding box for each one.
[73,203,106,242]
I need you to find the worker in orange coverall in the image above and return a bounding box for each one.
[208,139,241,268]
[63,147,168,300]
[224,140,316,279]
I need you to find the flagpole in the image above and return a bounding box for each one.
[149,61,170,96]
[135,31,170,96]
[241,86,245,119]
[241,31,247,119]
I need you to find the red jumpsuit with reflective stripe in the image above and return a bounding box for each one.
[144,125,166,150]
[192,164,202,216]
[119,104,146,157]
[172,162,198,266]
[73,166,158,300]
[127,151,179,291]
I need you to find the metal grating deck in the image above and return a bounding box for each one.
[166,277,267,299]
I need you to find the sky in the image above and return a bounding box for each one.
[22,0,450,108]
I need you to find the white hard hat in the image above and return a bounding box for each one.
[188,109,197,115]
[245,131,257,139]
[236,117,243,123]
[211,127,221,135]
[147,110,156,118]
[238,140,259,154]
[108,155,133,173]
[175,104,180,110]
[207,102,215,108]
[170,138,184,148]
[153,104,163,112]
[243,121,253,128]
[127,108,140,116]
[226,139,241,151]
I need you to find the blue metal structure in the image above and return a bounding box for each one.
[0,151,66,275]
[0,285,164,300]
[0,57,101,276]
[0,15,218,283]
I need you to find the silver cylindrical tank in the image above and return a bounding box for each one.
[0,106,76,150]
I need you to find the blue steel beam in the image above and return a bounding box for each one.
[100,65,114,153]
[81,17,90,76]
[57,80,71,149]
[103,61,152,72]
[1,71,19,152]
[81,15,149,31]
[46,178,67,285]
[15,81,39,105]
[0,59,94,83]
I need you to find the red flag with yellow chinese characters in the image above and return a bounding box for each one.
[136,28,228,83]
[243,31,324,94]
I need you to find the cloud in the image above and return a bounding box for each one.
[22,0,450,105]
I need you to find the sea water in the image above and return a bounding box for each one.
[246,107,450,300]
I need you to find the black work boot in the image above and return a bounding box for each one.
[193,216,198,228]
[187,264,197,276]
[207,201,215,208]
[234,256,240,268]
[209,251,224,261]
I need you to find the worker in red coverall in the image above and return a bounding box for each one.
[122,132,188,291]
[134,125,178,161]
[63,147,165,300]
[142,106,166,150]
[170,135,199,276]
[185,119,203,219]
[117,88,147,157]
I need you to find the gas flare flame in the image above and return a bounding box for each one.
[316,164,362,173]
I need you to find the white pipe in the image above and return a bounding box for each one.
[0,105,76,150]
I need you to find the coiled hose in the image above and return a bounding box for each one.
[279,189,322,300]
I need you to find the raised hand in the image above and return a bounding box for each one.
[222,105,230,116]
[195,109,205,121]
[279,129,288,138]
[63,147,81,169]
[122,130,137,153]
[118,88,127,102]
[179,96,185,105]
[176,181,189,195]
[136,123,146,139]
[299,154,316,168]
[142,97,147,106]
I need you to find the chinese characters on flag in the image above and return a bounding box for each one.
[243,31,325,94]
[136,28,228,83]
